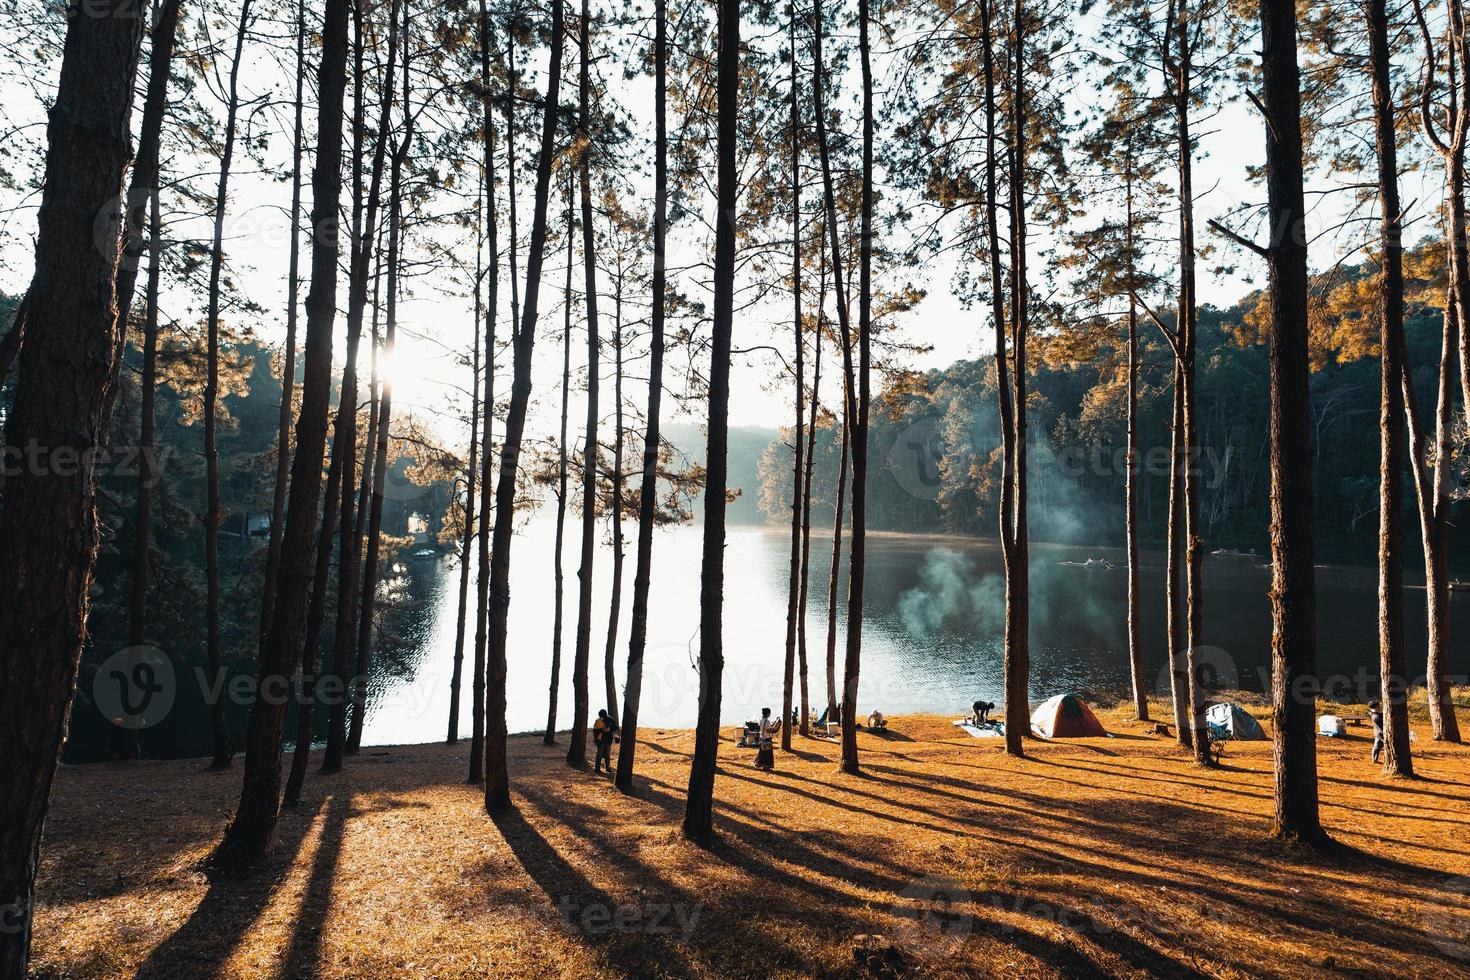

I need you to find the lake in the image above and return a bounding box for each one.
[357,518,1457,745]
[69,518,1459,762]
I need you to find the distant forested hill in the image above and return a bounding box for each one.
[663,422,780,525]
[753,245,1469,564]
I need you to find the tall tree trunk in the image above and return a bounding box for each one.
[1410,302,1460,742]
[568,0,601,770]
[211,0,351,875]
[114,0,184,762]
[615,0,667,790]
[546,173,574,745]
[449,211,483,745]
[684,0,738,844]
[824,402,848,719]
[321,0,401,771]
[1166,369,1190,745]
[1123,155,1146,722]
[979,0,1019,756]
[839,0,874,774]
[286,15,378,786]
[352,7,416,755]
[603,275,626,722]
[0,1,143,966]
[1001,0,1030,759]
[506,0,523,332]
[1259,0,1325,844]
[798,296,820,735]
[1367,0,1414,777]
[1410,1,1465,743]
[1173,0,1209,764]
[469,0,501,783]
[203,0,255,772]
[260,0,306,653]
[783,4,804,752]
[813,0,854,725]
[285,406,344,802]
[485,0,567,812]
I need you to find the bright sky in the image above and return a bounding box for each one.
[0,2,1444,451]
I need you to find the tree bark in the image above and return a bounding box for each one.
[352,5,417,756]
[1002,0,1031,759]
[260,0,305,654]
[321,0,399,778]
[615,0,667,790]
[114,0,184,762]
[546,172,574,746]
[1172,0,1209,765]
[1166,368,1190,745]
[1259,0,1326,845]
[840,0,875,774]
[1409,1,1465,744]
[568,0,602,769]
[449,212,482,745]
[0,1,142,966]
[782,3,804,752]
[1410,302,1460,743]
[1123,153,1146,722]
[1366,0,1414,777]
[506,0,523,332]
[484,0,567,812]
[285,413,343,802]
[469,0,502,783]
[684,0,738,844]
[603,273,626,722]
[798,295,820,735]
[203,0,255,772]
[211,0,350,874]
[813,0,854,724]
[979,0,1022,756]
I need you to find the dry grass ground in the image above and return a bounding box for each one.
[27,698,1470,979]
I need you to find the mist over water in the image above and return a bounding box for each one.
[354,518,1454,743]
[68,518,1460,760]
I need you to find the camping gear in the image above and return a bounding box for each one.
[952,719,1004,739]
[1205,702,1267,741]
[738,721,761,748]
[1317,715,1345,737]
[1030,694,1108,738]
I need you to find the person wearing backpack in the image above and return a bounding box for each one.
[593,709,618,775]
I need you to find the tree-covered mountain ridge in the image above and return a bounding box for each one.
[754,240,1465,561]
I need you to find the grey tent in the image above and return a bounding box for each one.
[1206,702,1267,741]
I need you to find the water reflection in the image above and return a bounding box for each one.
[66,518,1454,761]
[360,519,1449,743]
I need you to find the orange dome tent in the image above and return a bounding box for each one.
[1030,694,1107,738]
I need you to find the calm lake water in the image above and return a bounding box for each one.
[358,518,1455,745]
[69,518,1460,761]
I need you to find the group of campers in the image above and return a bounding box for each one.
[596,694,1389,777]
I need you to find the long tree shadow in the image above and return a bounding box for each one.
[276,793,352,980]
[512,777,861,975]
[136,800,322,979]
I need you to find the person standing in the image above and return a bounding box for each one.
[593,708,617,774]
[755,707,776,771]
